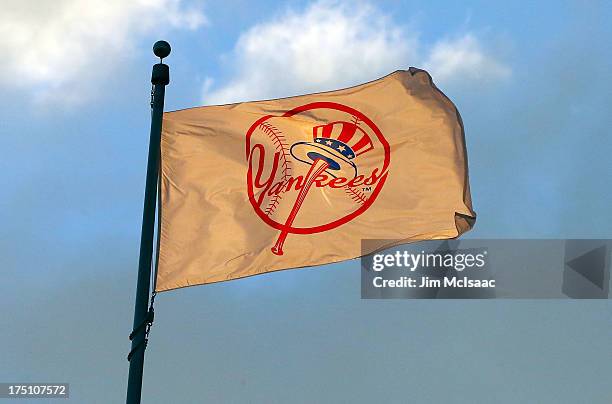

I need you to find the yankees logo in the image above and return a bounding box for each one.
[246,102,390,255]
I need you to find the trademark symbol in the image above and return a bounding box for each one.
[362,186,372,192]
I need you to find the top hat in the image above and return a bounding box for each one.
[290,121,374,179]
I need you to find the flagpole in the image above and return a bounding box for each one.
[126,40,171,404]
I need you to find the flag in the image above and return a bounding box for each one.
[156,68,476,291]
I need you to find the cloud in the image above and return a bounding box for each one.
[0,0,206,104]
[423,34,511,83]
[203,0,509,105]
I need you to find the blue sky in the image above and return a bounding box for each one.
[1,1,611,402]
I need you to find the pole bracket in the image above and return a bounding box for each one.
[151,63,169,86]
[129,308,154,341]
[127,307,154,361]
[127,339,147,362]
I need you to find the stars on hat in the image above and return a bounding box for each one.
[311,137,356,160]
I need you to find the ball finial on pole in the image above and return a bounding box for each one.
[153,40,171,59]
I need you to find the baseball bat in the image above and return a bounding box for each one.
[271,158,330,255]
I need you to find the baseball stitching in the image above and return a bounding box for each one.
[345,116,369,205]
[344,185,369,205]
[259,121,291,216]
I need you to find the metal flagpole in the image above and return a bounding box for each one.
[126,40,171,404]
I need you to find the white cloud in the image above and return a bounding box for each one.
[204,0,510,105]
[204,0,417,104]
[423,34,511,83]
[0,0,206,104]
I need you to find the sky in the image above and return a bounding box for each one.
[1,0,611,402]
